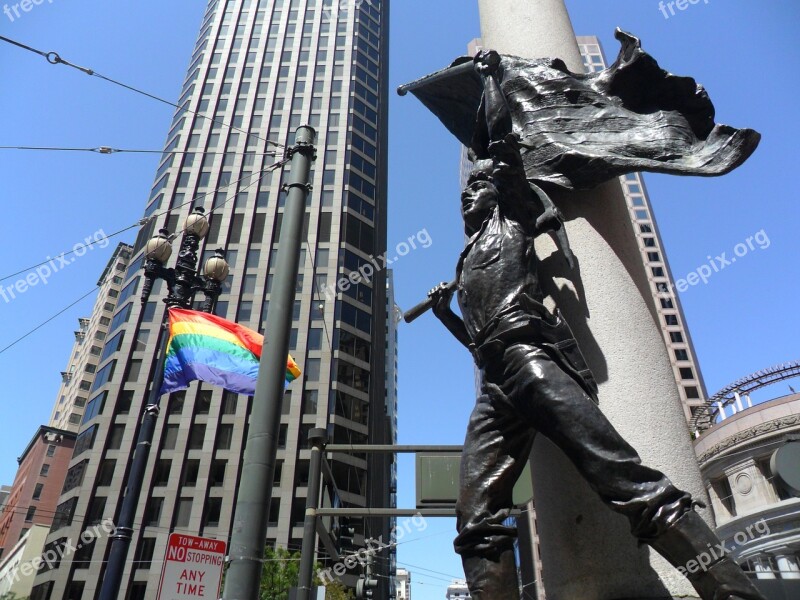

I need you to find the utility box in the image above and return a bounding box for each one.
[416,452,533,508]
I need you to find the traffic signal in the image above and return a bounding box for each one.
[355,576,378,599]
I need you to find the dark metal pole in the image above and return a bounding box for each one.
[98,318,169,600]
[99,208,225,600]
[223,125,316,600]
[297,429,327,600]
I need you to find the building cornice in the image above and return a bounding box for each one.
[697,415,800,466]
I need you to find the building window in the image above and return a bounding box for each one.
[40,464,50,477]
[118,390,134,414]
[221,392,238,415]
[303,390,318,414]
[188,425,207,450]
[97,459,116,486]
[127,583,147,600]
[73,425,98,457]
[25,506,36,521]
[108,424,125,450]
[168,391,186,414]
[182,460,200,487]
[52,497,78,530]
[665,314,679,326]
[670,332,684,343]
[684,386,700,400]
[65,454,92,490]
[33,483,44,500]
[153,460,172,486]
[204,497,223,527]
[46,444,56,457]
[674,349,689,361]
[216,425,234,450]
[144,497,164,527]
[210,460,226,487]
[307,328,323,350]
[134,537,156,569]
[679,367,695,380]
[196,390,213,415]
[175,498,193,528]
[163,425,179,450]
[85,496,107,525]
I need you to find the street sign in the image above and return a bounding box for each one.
[157,533,226,600]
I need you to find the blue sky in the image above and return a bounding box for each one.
[0,1,798,598]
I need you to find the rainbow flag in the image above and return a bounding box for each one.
[160,308,301,396]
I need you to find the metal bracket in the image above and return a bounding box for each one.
[281,182,313,194]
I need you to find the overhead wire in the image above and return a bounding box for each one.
[0,287,100,357]
[0,146,278,157]
[0,35,285,150]
[0,157,288,285]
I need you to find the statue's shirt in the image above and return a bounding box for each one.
[456,206,544,344]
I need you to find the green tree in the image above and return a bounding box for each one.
[220,545,355,600]
[260,547,301,600]
[321,579,355,600]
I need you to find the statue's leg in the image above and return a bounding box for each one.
[454,387,535,600]
[491,343,765,600]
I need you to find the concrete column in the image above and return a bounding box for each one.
[476,1,711,598]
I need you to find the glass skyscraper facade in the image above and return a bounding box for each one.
[31,0,392,598]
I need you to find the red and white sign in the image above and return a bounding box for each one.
[157,533,226,600]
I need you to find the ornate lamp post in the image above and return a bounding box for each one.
[99,207,229,600]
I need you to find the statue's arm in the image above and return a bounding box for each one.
[429,283,472,350]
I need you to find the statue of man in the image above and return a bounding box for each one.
[427,52,765,600]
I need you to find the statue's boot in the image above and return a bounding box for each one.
[647,510,766,600]
[462,549,519,600]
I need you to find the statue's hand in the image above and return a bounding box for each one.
[474,50,502,77]
[536,206,564,233]
[429,282,455,318]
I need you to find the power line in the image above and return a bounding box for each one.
[0,287,100,357]
[0,157,288,285]
[0,146,278,157]
[0,35,285,150]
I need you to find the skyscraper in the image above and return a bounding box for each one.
[32,0,391,598]
[49,244,132,433]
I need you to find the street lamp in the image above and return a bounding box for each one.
[99,206,230,600]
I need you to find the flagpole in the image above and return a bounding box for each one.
[98,208,229,600]
[99,317,169,600]
[223,126,316,600]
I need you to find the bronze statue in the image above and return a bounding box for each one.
[402,32,763,600]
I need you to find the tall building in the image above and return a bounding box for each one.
[395,567,409,600]
[692,364,800,598]
[576,36,708,423]
[31,0,391,598]
[0,427,76,597]
[49,244,133,433]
